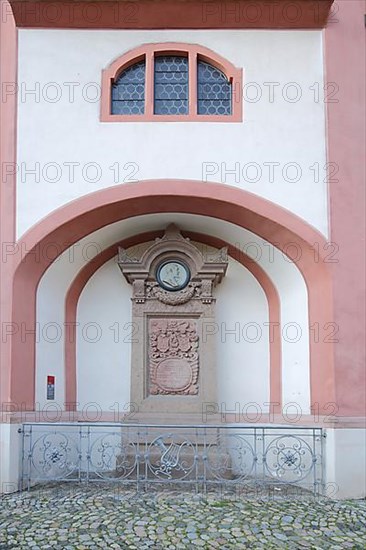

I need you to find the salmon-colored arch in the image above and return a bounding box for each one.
[10,180,335,412]
[65,231,281,412]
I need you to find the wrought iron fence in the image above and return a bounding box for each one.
[20,423,325,496]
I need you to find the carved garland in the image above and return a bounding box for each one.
[146,281,201,305]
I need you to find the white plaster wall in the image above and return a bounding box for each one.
[35,252,81,410]
[35,212,310,413]
[325,428,366,499]
[16,29,328,237]
[0,424,22,494]
[215,258,270,413]
[76,258,132,412]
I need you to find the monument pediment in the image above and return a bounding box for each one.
[118,224,228,301]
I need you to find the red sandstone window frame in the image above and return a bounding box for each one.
[101,43,243,122]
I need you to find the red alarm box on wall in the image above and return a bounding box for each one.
[47,376,55,400]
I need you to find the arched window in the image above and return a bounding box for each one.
[101,43,243,122]
[154,55,189,115]
[197,60,231,115]
[112,60,145,115]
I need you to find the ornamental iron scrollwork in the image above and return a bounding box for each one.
[88,433,137,479]
[30,432,78,480]
[147,434,196,480]
[205,434,256,482]
[21,424,324,496]
[263,435,316,483]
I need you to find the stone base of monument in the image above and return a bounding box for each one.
[113,436,237,483]
[122,411,225,425]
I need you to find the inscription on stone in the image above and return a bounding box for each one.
[155,358,192,392]
[149,318,199,395]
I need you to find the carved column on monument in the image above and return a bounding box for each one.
[117,224,228,415]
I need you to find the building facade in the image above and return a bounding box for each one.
[0,0,365,498]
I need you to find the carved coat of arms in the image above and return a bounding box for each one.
[149,319,199,395]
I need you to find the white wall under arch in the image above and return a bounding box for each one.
[76,258,132,412]
[75,254,270,414]
[35,211,310,414]
[215,257,270,413]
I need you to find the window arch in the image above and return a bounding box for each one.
[112,59,146,115]
[101,43,243,122]
[197,59,232,115]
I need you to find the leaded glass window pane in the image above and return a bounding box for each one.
[154,56,189,115]
[197,60,231,115]
[111,60,145,115]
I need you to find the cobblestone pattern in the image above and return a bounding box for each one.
[0,484,365,549]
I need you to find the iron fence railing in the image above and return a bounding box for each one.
[20,423,325,496]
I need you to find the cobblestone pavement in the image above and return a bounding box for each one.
[0,484,365,549]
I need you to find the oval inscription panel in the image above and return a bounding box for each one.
[155,358,193,392]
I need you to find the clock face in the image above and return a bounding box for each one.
[156,260,190,291]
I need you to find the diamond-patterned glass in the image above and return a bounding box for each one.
[111,60,145,115]
[197,60,231,115]
[154,56,189,115]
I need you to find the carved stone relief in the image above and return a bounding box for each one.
[149,318,199,395]
[117,224,228,414]
[146,281,201,305]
